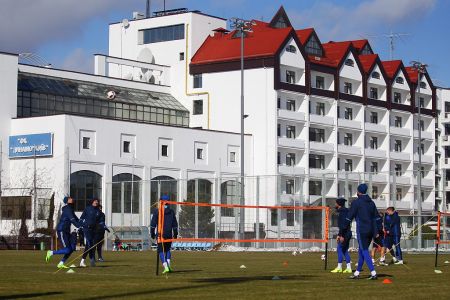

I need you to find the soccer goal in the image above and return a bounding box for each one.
[435,211,450,267]
[155,200,330,273]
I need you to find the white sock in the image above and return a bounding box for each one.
[372,258,375,263]
[337,263,342,269]
[380,256,385,262]
[163,262,168,269]
[346,263,352,269]
[371,270,377,276]
[81,259,85,263]
[167,259,171,266]
[354,270,360,276]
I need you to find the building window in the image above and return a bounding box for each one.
[394,140,402,152]
[372,186,379,199]
[344,159,353,172]
[370,136,378,149]
[309,154,325,169]
[220,180,240,217]
[70,171,102,211]
[277,124,281,137]
[420,81,427,89]
[286,70,296,84]
[277,152,281,165]
[123,141,131,153]
[141,24,185,44]
[112,173,141,213]
[418,143,425,155]
[344,59,354,67]
[286,99,296,111]
[370,161,378,173]
[419,97,425,108]
[396,188,402,201]
[230,151,236,163]
[286,125,296,139]
[344,133,353,146]
[394,116,402,127]
[271,209,278,226]
[193,74,202,88]
[0,196,32,220]
[316,102,325,116]
[344,82,352,94]
[420,166,425,178]
[370,112,378,124]
[419,120,425,131]
[179,52,185,61]
[193,100,203,115]
[286,45,296,53]
[161,145,168,157]
[277,98,281,109]
[82,137,91,149]
[369,87,378,99]
[286,153,296,166]
[197,148,204,160]
[305,35,323,56]
[309,180,322,195]
[395,164,402,176]
[309,128,325,143]
[371,72,380,79]
[286,179,295,194]
[393,92,402,103]
[344,107,353,120]
[316,76,325,89]
[286,209,295,226]
[395,77,404,84]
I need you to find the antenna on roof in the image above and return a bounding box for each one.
[364,30,411,60]
[146,0,151,18]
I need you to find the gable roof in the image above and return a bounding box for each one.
[358,54,378,73]
[296,28,314,44]
[381,60,403,79]
[269,6,292,28]
[405,66,419,83]
[310,41,352,67]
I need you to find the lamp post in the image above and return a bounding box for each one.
[230,18,254,243]
[411,60,428,249]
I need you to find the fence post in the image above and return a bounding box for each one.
[321,174,326,249]
[195,178,199,239]
[277,175,281,248]
[256,176,260,248]
[299,176,304,247]
[120,182,125,228]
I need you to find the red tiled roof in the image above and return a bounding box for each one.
[405,66,419,83]
[349,39,369,51]
[309,41,352,67]
[296,28,314,44]
[381,60,402,79]
[358,54,378,73]
[191,21,293,65]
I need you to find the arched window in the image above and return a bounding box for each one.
[395,77,404,84]
[150,176,178,208]
[70,171,102,211]
[187,179,212,203]
[221,180,241,217]
[344,59,354,67]
[420,81,427,89]
[111,173,141,214]
[371,71,380,79]
[286,45,297,53]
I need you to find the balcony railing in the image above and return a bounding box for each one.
[277,109,306,122]
[338,118,362,130]
[390,151,411,161]
[338,144,362,156]
[390,126,411,137]
[310,141,334,153]
[278,137,305,150]
[365,122,387,134]
[309,114,334,126]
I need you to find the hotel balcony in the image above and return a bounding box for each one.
[277,109,306,122]
[413,154,433,164]
[309,114,334,126]
[390,151,411,161]
[338,144,362,156]
[365,148,387,159]
[337,171,361,181]
[391,175,411,185]
[278,137,305,150]
[366,173,388,183]
[413,130,433,141]
[338,118,362,130]
[278,165,305,175]
[414,178,434,187]
[365,122,387,134]
[310,141,334,153]
[390,126,411,137]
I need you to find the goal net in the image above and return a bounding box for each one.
[156,200,329,246]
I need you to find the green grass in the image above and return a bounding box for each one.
[1,250,450,299]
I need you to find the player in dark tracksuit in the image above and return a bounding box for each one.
[331,197,352,273]
[45,196,80,269]
[345,183,380,280]
[95,205,109,262]
[151,195,178,274]
[385,207,403,264]
[79,199,104,267]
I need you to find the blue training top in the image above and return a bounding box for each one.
[345,194,379,236]
[385,211,401,237]
[150,206,179,240]
[337,207,351,238]
[80,205,101,230]
[56,204,80,233]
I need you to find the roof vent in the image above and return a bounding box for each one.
[133,12,145,20]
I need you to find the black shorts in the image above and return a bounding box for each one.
[373,235,384,249]
[157,242,172,253]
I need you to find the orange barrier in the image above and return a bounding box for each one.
[436,211,450,245]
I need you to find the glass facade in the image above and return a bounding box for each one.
[111,173,141,214]
[141,24,185,44]
[17,73,189,127]
[70,171,102,211]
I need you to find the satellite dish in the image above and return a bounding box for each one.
[137,48,155,64]
[122,19,130,29]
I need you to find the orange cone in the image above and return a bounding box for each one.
[283,261,289,267]
[382,279,392,284]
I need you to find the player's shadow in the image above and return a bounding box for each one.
[192,274,316,283]
[171,269,203,273]
[374,273,393,278]
[94,264,132,268]
[0,291,63,299]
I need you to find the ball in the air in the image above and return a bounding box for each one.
[321,254,326,260]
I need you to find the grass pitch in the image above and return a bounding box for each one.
[0,250,450,299]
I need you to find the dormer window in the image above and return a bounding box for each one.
[305,35,323,56]
[344,59,354,67]
[286,45,297,53]
[371,72,380,79]
[395,77,404,84]
[361,44,373,55]
[420,81,427,89]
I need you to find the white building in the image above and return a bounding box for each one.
[0,6,438,238]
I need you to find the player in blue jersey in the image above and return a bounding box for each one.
[331,197,352,274]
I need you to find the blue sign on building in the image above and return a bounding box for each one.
[9,133,53,158]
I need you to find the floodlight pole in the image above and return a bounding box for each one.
[230,18,254,245]
[411,60,427,249]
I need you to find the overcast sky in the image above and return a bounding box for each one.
[1,0,449,86]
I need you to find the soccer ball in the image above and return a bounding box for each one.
[292,251,297,256]
[321,254,326,260]
[107,90,116,100]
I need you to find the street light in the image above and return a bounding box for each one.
[230,17,254,243]
[410,60,428,249]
